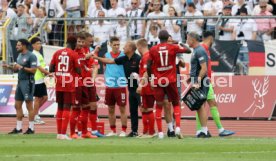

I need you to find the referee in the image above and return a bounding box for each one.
[88,41,141,137]
[3,39,37,134]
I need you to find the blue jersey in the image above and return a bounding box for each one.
[104,51,127,88]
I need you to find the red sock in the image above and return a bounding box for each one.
[122,125,127,132]
[70,108,80,135]
[56,107,63,134]
[110,125,116,133]
[81,108,89,134]
[148,111,155,135]
[77,115,82,133]
[61,108,71,135]
[174,105,181,128]
[89,110,98,131]
[142,112,149,134]
[155,104,163,133]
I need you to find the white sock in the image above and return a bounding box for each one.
[92,130,98,134]
[29,121,34,130]
[201,127,208,135]
[35,115,40,120]
[218,128,225,134]
[167,122,174,132]
[16,121,23,130]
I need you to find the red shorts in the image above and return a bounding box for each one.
[87,86,98,102]
[141,94,155,108]
[75,86,89,105]
[105,87,127,106]
[56,91,75,105]
[153,82,179,103]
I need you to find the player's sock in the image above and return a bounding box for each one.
[148,111,155,135]
[89,109,98,131]
[142,112,149,134]
[210,106,223,130]
[122,125,127,132]
[201,127,208,135]
[81,108,89,134]
[167,122,174,132]
[110,125,116,133]
[70,108,80,135]
[173,105,181,128]
[77,116,82,133]
[16,120,23,131]
[56,108,63,134]
[155,104,163,133]
[195,112,202,132]
[61,108,70,135]
[29,121,34,131]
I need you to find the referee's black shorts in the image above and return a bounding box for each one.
[34,83,48,97]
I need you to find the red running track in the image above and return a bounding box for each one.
[0,117,275,137]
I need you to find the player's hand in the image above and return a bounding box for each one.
[94,45,101,53]
[47,73,54,77]
[192,83,200,89]
[136,86,142,94]
[14,64,22,70]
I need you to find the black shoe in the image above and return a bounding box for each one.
[127,131,138,137]
[8,128,22,134]
[197,131,211,138]
[167,129,176,137]
[23,128,35,134]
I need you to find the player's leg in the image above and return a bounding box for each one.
[146,95,155,136]
[163,99,175,137]
[33,83,48,124]
[23,80,35,134]
[140,97,149,135]
[88,86,104,137]
[9,83,25,134]
[70,87,81,138]
[105,88,117,136]
[116,88,128,137]
[166,82,182,139]
[55,92,63,139]
[207,84,235,137]
[60,92,74,140]
[153,85,166,139]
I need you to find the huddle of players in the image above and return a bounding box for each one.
[50,30,235,140]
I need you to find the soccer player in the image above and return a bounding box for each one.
[49,36,80,140]
[88,36,128,137]
[31,37,50,125]
[147,30,191,139]
[136,38,155,137]
[83,32,104,137]
[186,32,210,138]
[70,33,97,139]
[195,31,235,137]
[4,39,37,134]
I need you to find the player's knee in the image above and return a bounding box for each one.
[208,99,217,107]
[119,106,126,114]
[108,106,115,114]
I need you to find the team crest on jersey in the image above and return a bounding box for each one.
[23,59,27,63]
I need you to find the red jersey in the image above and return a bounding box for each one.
[139,52,154,95]
[82,47,99,85]
[201,44,212,78]
[75,48,86,87]
[149,43,188,84]
[50,48,80,92]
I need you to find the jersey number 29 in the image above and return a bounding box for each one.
[57,55,69,72]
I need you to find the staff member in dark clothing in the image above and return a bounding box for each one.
[87,41,141,137]
[3,39,37,134]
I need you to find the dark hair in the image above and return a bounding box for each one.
[158,30,170,42]
[110,36,120,43]
[84,32,93,38]
[67,36,77,47]
[30,37,41,44]
[18,39,30,47]
[202,31,214,39]
[188,32,201,41]
[168,6,177,16]
[188,3,196,9]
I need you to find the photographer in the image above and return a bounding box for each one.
[232,8,257,75]
[218,5,236,40]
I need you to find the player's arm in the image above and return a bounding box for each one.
[193,52,208,88]
[94,55,116,64]
[19,54,37,74]
[92,63,98,82]
[73,54,81,74]
[136,72,148,94]
[37,66,50,75]
[177,44,192,54]
[49,53,57,73]
[85,46,101,59]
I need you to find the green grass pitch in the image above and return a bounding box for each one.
[0,134,276,161]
